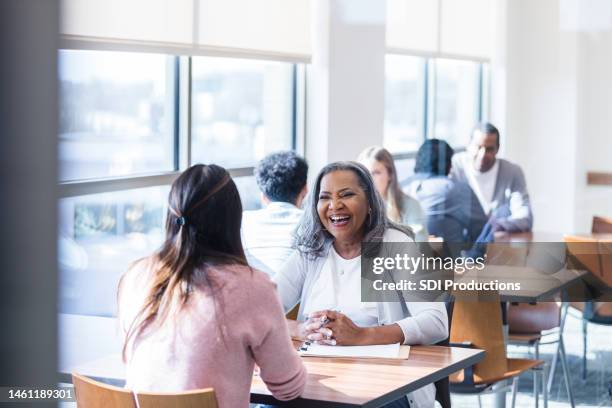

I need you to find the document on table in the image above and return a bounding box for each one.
[297,342,408,359]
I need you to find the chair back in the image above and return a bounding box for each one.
[592,216,612,233]
[137,389,218,408]
[72,373,218,408]
[72,373,136,408]
[286,302,300,320]
[450,294,508,384]
[508,302,560,334]
[564,235,602,276]
[591,216,612,285]
[598,239,612,287]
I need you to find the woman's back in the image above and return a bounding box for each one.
[404,174,487,243]
[119,259,306,407]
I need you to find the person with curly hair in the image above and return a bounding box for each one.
[242,151,308,276]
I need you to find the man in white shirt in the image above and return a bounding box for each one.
[242,151,308,276]
[451,122,533,232]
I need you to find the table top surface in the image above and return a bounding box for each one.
[495,231,612,242]
[456,265,588,302]
[252,345,483,407]
[61,345,484,408]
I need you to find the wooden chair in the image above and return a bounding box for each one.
[507,302,575,405]
[592,215,612,234]
[286,302,300,320]
[72,373,135,408]
[72,373,218,408]
[565,230,612,380]
[449,296,547,408]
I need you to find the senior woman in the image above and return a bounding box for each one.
[274,161,448,408]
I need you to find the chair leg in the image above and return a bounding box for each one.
[559,338,576,408]
[582,318,588,380]
[547,338,560,394]
[477,394,482,408]
[534,342,540,408]
[511,377,518,408]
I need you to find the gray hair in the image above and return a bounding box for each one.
[293,161,414,259]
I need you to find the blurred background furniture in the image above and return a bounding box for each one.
[449,297,548,408]
[564,216,612,381]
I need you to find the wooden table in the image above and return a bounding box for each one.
[454,265,588,302]
[59,345,484,408]
[251,345,483,407]
[495,231,612,243]
[493,231,565,242]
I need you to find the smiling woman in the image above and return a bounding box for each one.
[316,169,369,257]
[273,161,449,408]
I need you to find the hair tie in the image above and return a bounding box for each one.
[176,216,186,227]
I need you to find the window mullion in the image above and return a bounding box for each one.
[178,56,192,170]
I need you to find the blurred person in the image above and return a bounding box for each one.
[275,161,448,408]
[358,146,428,242]
[403,139,488,247]
[118,164,306,407]
[242,151,308,276]
[451,122,533,233]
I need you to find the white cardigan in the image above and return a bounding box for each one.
[273,227,448,408]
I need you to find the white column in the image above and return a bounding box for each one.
[306,0,386,178]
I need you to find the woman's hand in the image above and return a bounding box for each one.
[307,310,366,346]
[287,316,334,342]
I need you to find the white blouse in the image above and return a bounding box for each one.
[302,245,379,328]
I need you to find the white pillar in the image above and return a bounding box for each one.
[306,0,386,178]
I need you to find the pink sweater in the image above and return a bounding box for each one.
[119,260,306,408]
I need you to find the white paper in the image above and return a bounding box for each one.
[298,342,402,358]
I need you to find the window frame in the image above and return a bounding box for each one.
[385,52,490,160]
[57,51,305,200]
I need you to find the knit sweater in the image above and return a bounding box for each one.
[119,260,306,407]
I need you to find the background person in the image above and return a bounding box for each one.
[403,139,488,248]
[451,122,533,233]
[118,164,306,407]
[242,151,308,275]
[358,146,428,242]
[274,161,448,408]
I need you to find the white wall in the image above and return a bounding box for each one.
[494,0,612,233]
[574,29,612,231]
[493,0,578,233]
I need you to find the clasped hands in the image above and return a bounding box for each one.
[299,310,365,346]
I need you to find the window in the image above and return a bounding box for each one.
[432,59,481,147]
[58,50,300,318]
[191,57,295,168]
[58,50,177,181]
[384,54,489,155]
[59,186,168,316]
[384,55,426,153]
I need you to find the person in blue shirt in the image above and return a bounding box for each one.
[402,139,488,253]
[241,151,308,276]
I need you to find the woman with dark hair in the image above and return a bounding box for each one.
[403,139,488,247]
[274,161,448,408]
[118,164,306,407]
[357,146,428,241]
